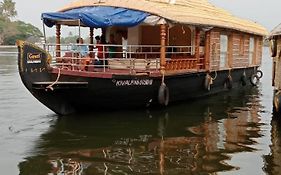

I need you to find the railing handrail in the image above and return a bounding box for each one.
[44,43,196,48]
[45,43,206,73]
[0,45,17,48]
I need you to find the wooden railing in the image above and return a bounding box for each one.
[166,58,197,70]
[44,43,205,73]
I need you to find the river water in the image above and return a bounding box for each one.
[0,48,279,175]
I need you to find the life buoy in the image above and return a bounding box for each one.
[270,39,277,57]
[250,74,260,86]
[274,91,281,115]
[225,76,233,89]
[274,95,280,114]
[241,72,247,86]
[204,74,213,91]
[158,83,169,106]
[256,70,263,79]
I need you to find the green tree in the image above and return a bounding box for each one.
[0,0,43,45]
[0,18,17,44]
[3,20,42,45]
[0,0,17,21]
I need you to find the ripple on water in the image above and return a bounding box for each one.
[0,50,277,175]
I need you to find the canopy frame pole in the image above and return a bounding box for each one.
[204,31,211,71]
[42,22,47,50]
[78,19,81,40]
[56,24,61,58]
[195,27,200,70]
[160,24,167,72]
[89,27,94,58]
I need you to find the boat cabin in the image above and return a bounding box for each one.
[41,0,267,76]
[269,24,281,113]
[270,24,281,88]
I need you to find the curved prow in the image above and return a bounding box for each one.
[17,40,52,89]
[17,41,78,115]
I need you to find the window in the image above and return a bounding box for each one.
[249,37,255,65]
[220,35,228,69]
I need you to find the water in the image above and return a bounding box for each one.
[0,48,278,175]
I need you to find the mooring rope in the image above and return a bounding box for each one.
[210,70,217,80]
[161,70,166,85]
[46,68,61,91]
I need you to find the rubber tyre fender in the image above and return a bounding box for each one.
[225,76,233,89]
[204,74,212,91]
[256,70,263,79]
[158,84,169,106]
[241,74,247,86]
[250,74,259,86]
[270,39,277,57]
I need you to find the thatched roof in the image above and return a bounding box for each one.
[270,23,281,37]
[59,0,268,36]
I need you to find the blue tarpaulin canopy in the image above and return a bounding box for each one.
[42,6,149,28]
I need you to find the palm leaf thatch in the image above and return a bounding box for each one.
[59,0,268,36]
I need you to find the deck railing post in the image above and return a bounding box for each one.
[56,24,61,58]
[160,24,167,72]
[195,27,200,70]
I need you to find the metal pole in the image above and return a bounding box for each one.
[78,19,81,39]
[89,27,94,58]
[42,22,47,49]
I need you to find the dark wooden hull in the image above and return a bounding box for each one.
[17,41,259,115]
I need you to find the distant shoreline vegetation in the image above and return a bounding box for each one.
[0,0,42,45]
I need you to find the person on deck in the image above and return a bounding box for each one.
[72,37,89,57]
[95,36,104,59]
[108,34,117,58]
[72,38,90,71]
[121,31,128,58]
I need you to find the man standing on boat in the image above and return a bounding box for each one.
[72,37,88,57]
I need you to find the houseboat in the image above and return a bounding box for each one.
[270,24,281,114]
[17,0,267,115]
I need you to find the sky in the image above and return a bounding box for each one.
[11,0,281,36]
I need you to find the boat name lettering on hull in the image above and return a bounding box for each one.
[27,53,42,64]
[30,67,46,73]
[113,79,153,86]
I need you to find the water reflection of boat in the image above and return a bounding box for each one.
[17,0,267,115]
[263,116,281,175]
[19,87,263,174]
